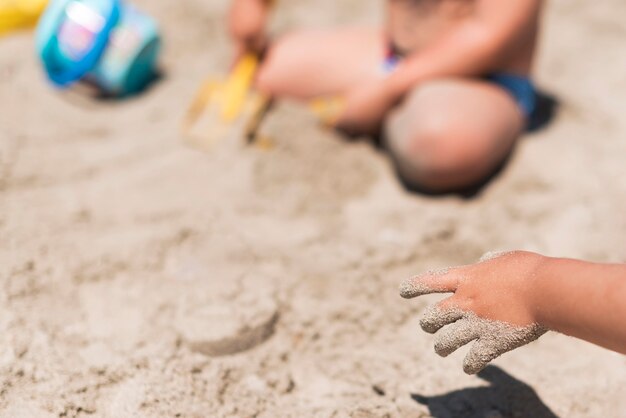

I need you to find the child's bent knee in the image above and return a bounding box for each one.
[387,119,458,172]
[386,127,489,193]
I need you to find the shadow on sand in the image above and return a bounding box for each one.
[57,68,166,107]
[411,366,560,418]
[94,68,166,101]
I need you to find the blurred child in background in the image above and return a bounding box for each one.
[229,0,543,192]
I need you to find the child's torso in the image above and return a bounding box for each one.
[386,0,539,74]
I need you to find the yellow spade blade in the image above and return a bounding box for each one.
[182,79,219,131]
[182,53,265,149]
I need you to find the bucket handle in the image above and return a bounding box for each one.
[36,0,122,86]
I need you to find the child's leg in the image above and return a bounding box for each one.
[256,28,385,99]
[384,79,525,192]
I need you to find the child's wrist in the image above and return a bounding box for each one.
[525,254,558,328]
[384,72,411,102]
[385,60,429,101]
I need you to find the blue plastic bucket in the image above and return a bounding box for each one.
[36,0,160,96]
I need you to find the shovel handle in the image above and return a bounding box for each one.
[245,94,274,144]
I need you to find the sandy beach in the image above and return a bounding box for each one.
[1,0,626,416]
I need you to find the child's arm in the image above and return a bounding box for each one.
[400,251,626,373]
[528,255,626,353]
[335,0,542,133]
[228,0,273,54]
[385,0,542,99]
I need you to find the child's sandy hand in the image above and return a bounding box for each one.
[400,251,549,374]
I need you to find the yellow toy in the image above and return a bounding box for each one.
[182,53,272,149]
[182,52,345,150]
[0,0,47,36]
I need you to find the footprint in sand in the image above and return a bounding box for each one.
[175,277,280,357]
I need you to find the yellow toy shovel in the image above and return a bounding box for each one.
[0,0,47,36]
[182,52,346,150]
[182,53,274,150]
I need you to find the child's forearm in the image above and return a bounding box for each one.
[385,0,542,98]
[385,22,499,96]
[532,257,626,354]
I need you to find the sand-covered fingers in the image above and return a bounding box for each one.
[433,318,479,357]
[419,303,465,334]
[461,317,549,374]
[399,268,461,299]
[421,303,548,374]
[463,339,501,375]
[403,252,550,374]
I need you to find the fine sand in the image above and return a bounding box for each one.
[1,0,626,417]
